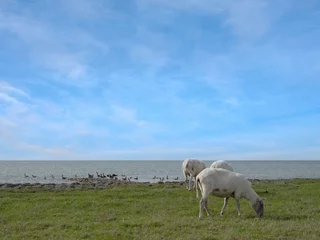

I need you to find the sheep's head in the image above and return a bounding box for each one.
[253,198,264,217]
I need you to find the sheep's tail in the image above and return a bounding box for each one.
[196,176,200,198]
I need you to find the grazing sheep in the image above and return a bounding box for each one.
[196,168,264,219]
[210,160,234,213]
[182,158,206,191]
[210,160,234,172]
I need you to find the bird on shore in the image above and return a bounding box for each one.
[24,173,29,178]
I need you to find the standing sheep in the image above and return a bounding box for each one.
[196,168,264,219]
[210,160,234,172]
[182,158,206,191]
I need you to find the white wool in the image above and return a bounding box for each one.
[210,160,234,172]
[196,168,264,219]
[182,158,206,191]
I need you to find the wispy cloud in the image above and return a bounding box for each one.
[110,104,147,127]
[0,2,108,86]
[137,0,287,39]
[130,44,169,68]
[0,81,28,97]
[0,0,319,160]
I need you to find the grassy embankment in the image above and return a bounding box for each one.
[1,179,320,240]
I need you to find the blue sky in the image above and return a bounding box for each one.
[0,0,320,160]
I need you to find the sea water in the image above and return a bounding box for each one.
[0,160,319,184]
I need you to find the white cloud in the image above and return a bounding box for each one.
[74,146,225,160]
[42,52,87,80]
[137,0,287,39]
[192,52,244,101]
[0,82,31,116]
[223,0,271,38]
[224,97,240,106]
[53,0,115,21]
[130,44,168,68]
[0,92,20,104]
[110,104,147,126]
[0,80,29,97]
[0,138,80,160]
[0,81,111,158]
[0,117,16,127]
[136,0,224,15]
[0,7,108,86]
[206,147,320,161]
[0,1,318,161]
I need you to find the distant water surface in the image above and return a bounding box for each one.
[0,160,319,184]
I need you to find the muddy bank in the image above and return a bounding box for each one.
[1,178,316,190]
[0,178,184,190]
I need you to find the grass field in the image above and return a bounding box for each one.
[1,178,320,240]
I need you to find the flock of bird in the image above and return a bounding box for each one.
[152,175,179,181]
[23,172,180,182]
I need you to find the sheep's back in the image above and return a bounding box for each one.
[210,160,234,172]
[183,159,206,176]
[198,168,247,191]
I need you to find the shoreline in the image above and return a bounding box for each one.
[0,178,183,190]
[1,177,320,190]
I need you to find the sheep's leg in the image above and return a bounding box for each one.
[192,176,196,189]
[200,198,211,219]
[199,189,211,219]
[184,172,188,190]
[204,199,212,216]
[193,176,196,189]
[235,199,242,216]
[196,179,200,198]
[220,197,229,216]
[199,198,205,219]
[188,175,192,191]
[193,176,198,190]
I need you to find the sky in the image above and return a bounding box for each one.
[0,0,320,160]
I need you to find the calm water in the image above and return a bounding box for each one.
[0,160,320,184]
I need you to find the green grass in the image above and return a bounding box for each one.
[1,179,320,240]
